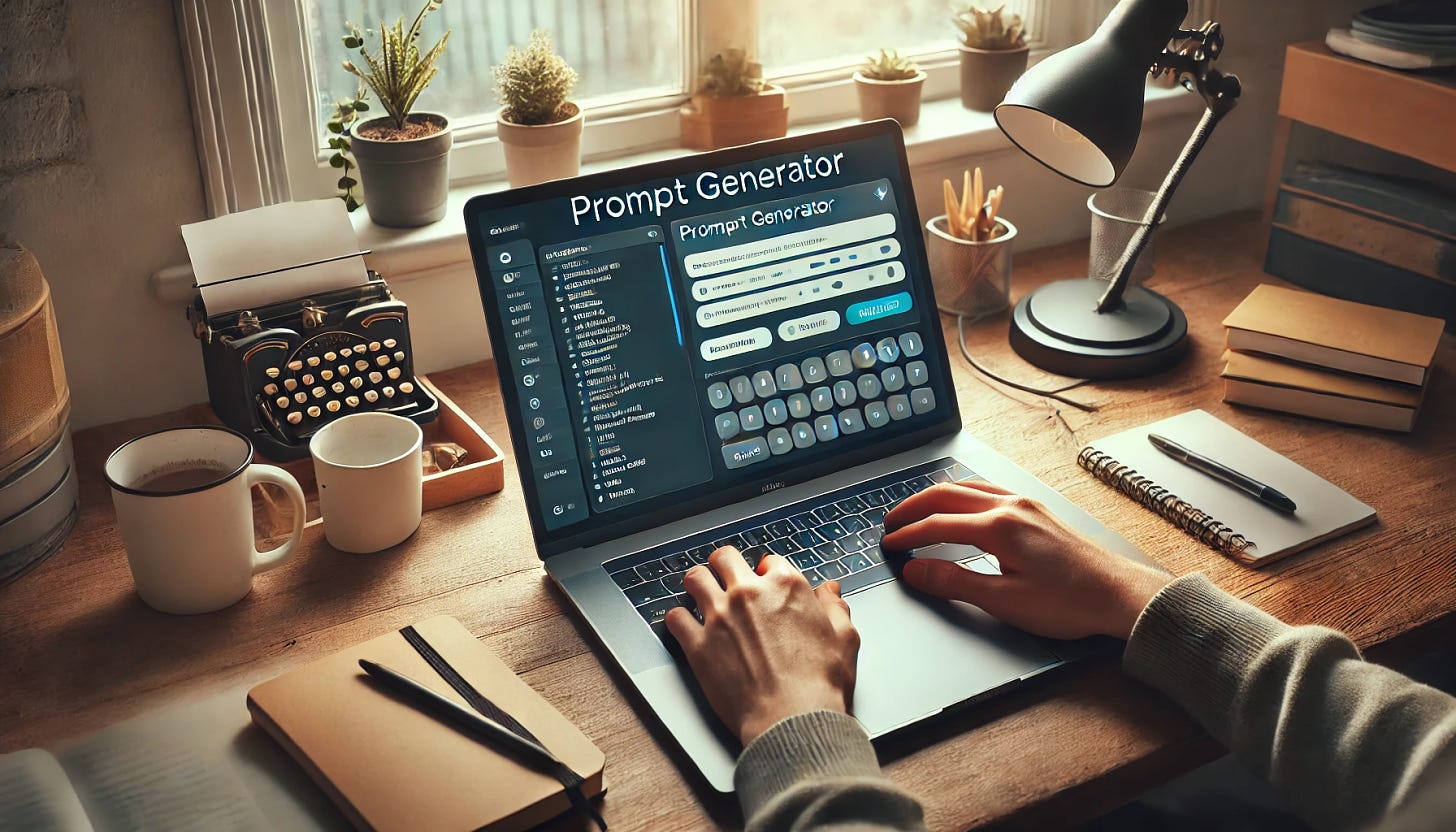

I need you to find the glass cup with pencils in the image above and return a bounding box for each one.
[925,167,1015,321]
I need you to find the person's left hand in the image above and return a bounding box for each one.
[666,547,860,745]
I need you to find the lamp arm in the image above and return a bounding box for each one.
[1094,104,1227,313]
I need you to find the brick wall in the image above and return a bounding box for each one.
[0,0,87,221]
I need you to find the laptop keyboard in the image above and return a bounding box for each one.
[603,457,979,638]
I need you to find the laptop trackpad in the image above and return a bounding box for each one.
[848,573,1060,737]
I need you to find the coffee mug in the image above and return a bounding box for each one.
[310,412,423,554]
[105,426,306,614]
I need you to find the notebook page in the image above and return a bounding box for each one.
[52,686,347,832]
[1088,410,1376,563]
[0,748,94,832]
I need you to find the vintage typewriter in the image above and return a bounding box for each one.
[182,202,436,462]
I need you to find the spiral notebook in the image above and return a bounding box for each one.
[1080,410,1376,566]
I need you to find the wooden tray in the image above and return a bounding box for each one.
[259,374,505,530]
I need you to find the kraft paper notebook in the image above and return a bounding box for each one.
[247,615,605,832]
[1080,410,1376,567]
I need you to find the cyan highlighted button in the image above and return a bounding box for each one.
[847,292,913,325]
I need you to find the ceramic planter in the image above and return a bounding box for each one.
[496,103,585,188]
[853,70,927,128]
[349,112,452,228]
[958,44,1029,111]
[680,85,789,150]
[925,215,1016,319]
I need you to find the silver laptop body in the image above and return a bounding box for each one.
[465,122,1153,792]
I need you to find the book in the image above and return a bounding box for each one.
[1080,409,1376,567]
[1282,162,1456,243]
[0,685,329,832]
[1222,351,1424,432]
[1265,227,1456,331]
[1222,284,1445,385]
[1326,28,1456,69]
[1272,185,1456,286]
[248,615,605,832]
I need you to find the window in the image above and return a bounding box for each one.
[178,0,1119,216]
[761,0,1043,76]
[304,0,685,140]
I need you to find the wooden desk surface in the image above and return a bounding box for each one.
[3,212,1454,830]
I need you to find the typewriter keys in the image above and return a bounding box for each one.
[252,327,431,453]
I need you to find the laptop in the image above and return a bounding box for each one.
[464,120,1154,793]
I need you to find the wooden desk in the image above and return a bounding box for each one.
[3,212,1454,830]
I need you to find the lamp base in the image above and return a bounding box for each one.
[1009,279,1188,379]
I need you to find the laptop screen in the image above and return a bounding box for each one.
[467,122,960,554]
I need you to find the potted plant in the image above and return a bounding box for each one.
[954,4,1029,112]
[494,30,583,188]
[680,49,789,151]
[341,0,452,227]
[853,49,927,128]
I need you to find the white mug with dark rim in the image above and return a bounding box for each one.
[105,425,306,614]
[310,412,423,554]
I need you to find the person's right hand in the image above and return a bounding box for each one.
[881,480,1172,640]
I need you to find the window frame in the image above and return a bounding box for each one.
[178,0,1138,215]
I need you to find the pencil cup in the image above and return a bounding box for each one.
[310,413,423,554]
[925,215,1015,321]
[1088,187,1165,286]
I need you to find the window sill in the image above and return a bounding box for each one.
[151,85,1199,303]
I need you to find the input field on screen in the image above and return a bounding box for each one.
[695,260,907,329]
[690,237,902,304]
[682,214,898,279]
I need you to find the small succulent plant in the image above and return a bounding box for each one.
[860,49,921,81]
[326,84,369,211]
[699,49,764,97]
[954,4,1028,50]
[341,0,451,132]
[494,29,579,125]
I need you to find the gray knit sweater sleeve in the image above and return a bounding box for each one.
[735,710,926,831]
[1123,573,1456,832]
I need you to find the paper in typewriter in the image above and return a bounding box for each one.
[182,199,367,314]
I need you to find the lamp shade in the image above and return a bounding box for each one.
[994,0,1188,187]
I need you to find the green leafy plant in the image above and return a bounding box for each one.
[493,29,579,125]
[699,48,764,96]
[342,0,450,131]
[954,4,1028,50]
[326,84,369,211]
[860,49,920,81]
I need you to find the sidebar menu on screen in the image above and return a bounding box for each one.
[538,226,713,514]
[486,239,589,530]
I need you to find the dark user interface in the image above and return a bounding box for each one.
[477,132,950,538]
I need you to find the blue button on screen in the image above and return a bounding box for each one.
[847,292,913,325]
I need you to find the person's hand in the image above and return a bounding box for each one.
[665,547,860,746]
[881,480,1172,640]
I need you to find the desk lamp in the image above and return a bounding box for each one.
[993,0,1240,378]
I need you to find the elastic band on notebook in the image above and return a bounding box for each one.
[400,625,607,831]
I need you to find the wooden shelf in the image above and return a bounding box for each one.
[1263,41,1456,220]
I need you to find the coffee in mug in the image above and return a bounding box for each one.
[105,426,307,614]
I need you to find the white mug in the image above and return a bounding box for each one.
[105,426,306,614]
[310,412,423,554]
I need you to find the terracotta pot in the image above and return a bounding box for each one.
[958,44,1029,111]
[350,112,452,228]
[680,85,789,150]
[853,70,927,128]
[496,103,584,188]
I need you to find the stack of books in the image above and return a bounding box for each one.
[1220,285,1444,432]
[1326,2,1456,69]
[1266,162,1456,331]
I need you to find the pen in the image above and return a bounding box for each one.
[358,659,562,772]
[1147,433,1298,514]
